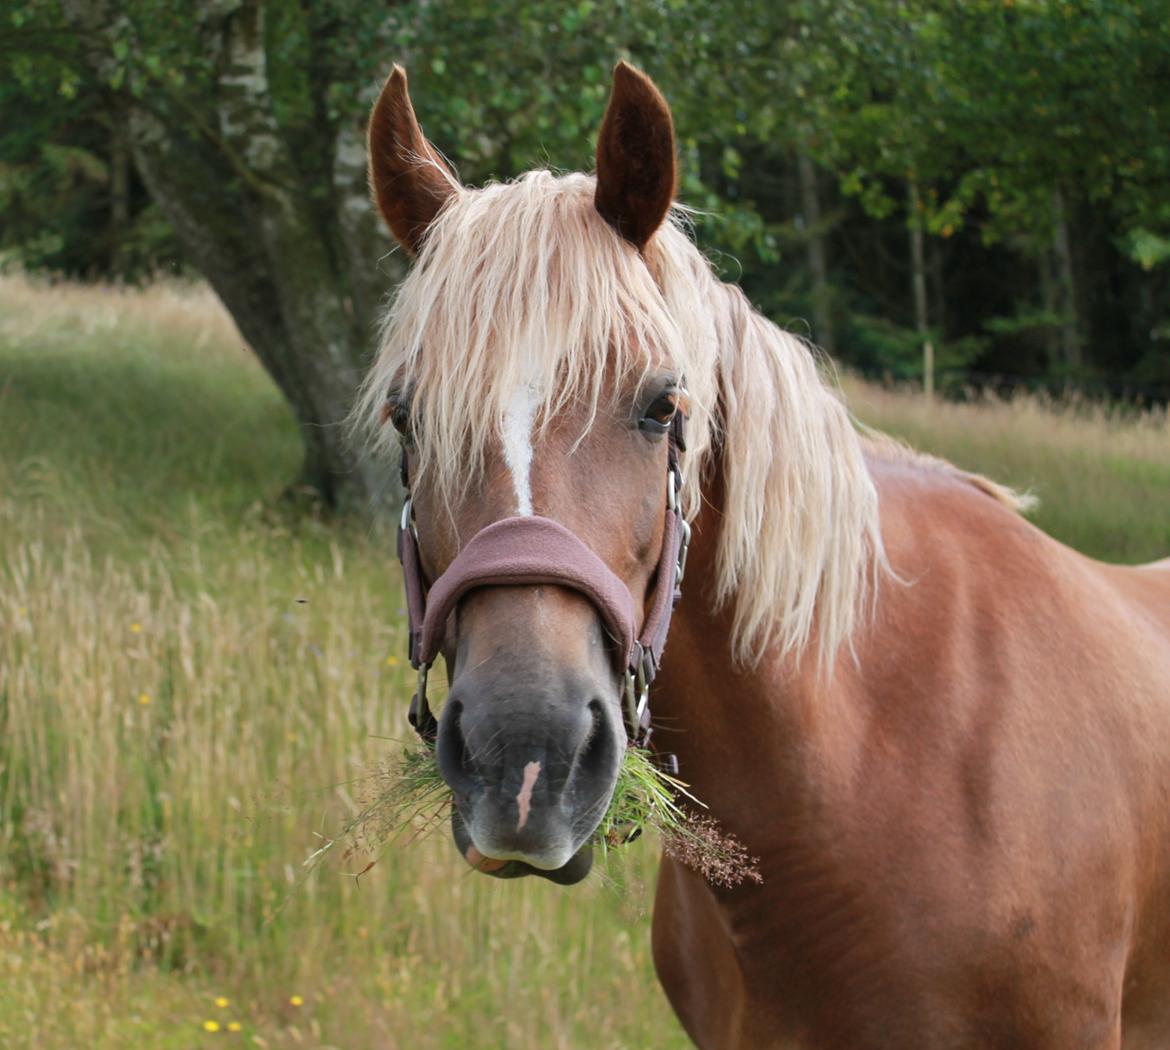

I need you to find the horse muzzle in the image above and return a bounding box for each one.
[436,647,625,881]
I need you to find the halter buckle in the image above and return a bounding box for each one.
[622,644,655,746]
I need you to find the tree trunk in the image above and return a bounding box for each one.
[109,108,130,273]
[1051,186,1082,372]
[908,179,934,399]
[929,236,946,342]
[797,150,835,356]
[1038,249,1060,368]
[63,0,403,514]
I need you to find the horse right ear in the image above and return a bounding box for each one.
[368,66,458,255]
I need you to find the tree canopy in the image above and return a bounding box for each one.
[3,0,1168,503]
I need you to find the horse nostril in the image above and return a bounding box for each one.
[570,698,619,794]
[436,699,477,798]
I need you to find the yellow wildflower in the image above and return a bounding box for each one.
[214,997,229,1008]
[138,693,152,706]
[289,995,304,1007]
[202,1019,221,1032]
[227,1021,242,1032]
[130,622,143,634]
[385,655,400,666]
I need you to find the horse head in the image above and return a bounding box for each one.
[364,63,690,883]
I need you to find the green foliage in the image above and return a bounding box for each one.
[0,1,185,276]
[846,314,986,385]
[1127,228,1170,272]
[3,0,1169,388]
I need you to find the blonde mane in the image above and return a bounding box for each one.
[356,170,886,668]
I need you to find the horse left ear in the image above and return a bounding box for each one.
[594,61,677,251]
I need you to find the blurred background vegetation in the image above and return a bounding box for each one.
[4,0,1169,509]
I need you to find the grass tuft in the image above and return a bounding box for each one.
[322,744,762,888]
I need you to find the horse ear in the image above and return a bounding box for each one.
[594,61,677,251]
[368,65,458,255]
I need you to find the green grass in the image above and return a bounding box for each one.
[0,275,1166,1048]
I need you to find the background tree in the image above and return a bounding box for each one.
[47,0,403,510]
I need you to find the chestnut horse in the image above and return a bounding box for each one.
[358,63,1170,1049]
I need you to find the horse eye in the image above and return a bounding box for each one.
[640,392,679,434]
[383,396,411,438]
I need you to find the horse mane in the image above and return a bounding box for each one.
[357,170,890,669]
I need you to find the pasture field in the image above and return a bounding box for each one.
[1,276,1168,1049]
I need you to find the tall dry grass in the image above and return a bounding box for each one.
[0,274,1166,1047]
[847,378,1169,563]
[0,275,677,1049]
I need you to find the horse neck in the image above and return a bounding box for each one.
[653,463,863,826]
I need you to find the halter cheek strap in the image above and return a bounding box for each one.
[397,412,689,749]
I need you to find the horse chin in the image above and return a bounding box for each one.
[468,846,595,885]
[450,809,594,885]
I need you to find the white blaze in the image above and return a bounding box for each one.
[516,760,541,831]
[502,384,538,516]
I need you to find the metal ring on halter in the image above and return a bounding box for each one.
[667,468,678,512]
[400,496,414,536]
[623,641,649,742]
[635,654,651,724]
[676,518,692,586]
[622,669,637,741]
[621,644,653,744]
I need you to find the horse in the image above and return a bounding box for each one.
[356,62,1170,1049]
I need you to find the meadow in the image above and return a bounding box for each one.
[1,275,1167,1049]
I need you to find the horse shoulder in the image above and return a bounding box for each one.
[815,459,1170,1040]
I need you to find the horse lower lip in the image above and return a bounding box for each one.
[463,846,508,873]
[464,846,594,885]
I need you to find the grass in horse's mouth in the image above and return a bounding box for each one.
[308,746,761,888]
[597,747,763,888]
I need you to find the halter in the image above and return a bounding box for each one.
[396,411,690,750]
